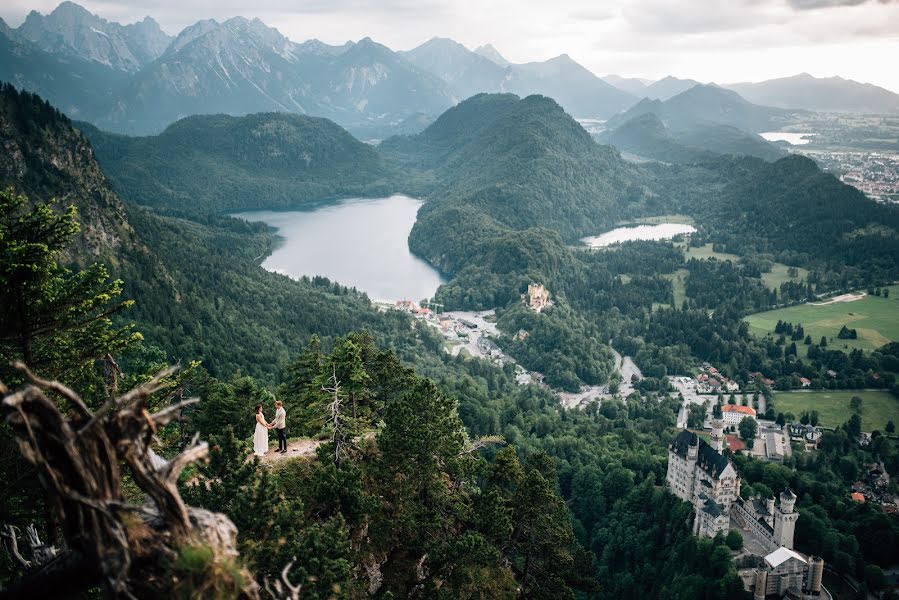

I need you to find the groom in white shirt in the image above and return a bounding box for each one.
[273,400,287,453]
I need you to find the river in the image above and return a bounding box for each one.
[233,195,445,302]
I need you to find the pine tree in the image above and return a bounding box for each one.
[0,188,138,389]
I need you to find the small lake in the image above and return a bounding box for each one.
[581,223,697,248]
[760,132,816,145]
[234,195,444,302]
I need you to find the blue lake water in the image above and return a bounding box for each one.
[234,195,445,302]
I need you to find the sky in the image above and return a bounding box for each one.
[4,0,899,93]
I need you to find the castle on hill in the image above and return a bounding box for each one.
[665,405,826,598]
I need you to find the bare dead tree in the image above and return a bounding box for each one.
[322,365,349,465]
[0,362,259,599]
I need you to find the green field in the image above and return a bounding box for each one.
[684,243,741,262]
[745,286,899,354]
[773,390,899,432]
[683,244,806,291]
[670,268,689,308]
[761,263,809,291]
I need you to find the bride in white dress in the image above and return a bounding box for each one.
[253,404,272,457]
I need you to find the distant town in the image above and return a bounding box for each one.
[799,150,899,204]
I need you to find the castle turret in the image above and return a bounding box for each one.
[687,434,699,461]
[806,556,824,595]
[765,495,775,516]
[773,488,799,549]
[710,403,726,454]
[780,488,796,513]
[754,568,768,600]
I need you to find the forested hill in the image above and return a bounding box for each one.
[0,82,421,381]
[380,92,899,311]
[601,111,786,163]
[382,93,652,236]
[657,154,899,275]
[0,82,135,261]
[78,112,397,213]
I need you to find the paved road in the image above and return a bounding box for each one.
[558,347,642,409]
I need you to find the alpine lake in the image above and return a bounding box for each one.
[233,195,445,303]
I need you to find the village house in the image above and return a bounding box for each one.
[721,404,756,426]
[763,429,790,463]
[394,299,418,312]
[788,422,823,446]
[799,377,811,388]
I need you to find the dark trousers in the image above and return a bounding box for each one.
[276,427,287,451]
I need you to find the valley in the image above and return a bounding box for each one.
[1,2,899,599]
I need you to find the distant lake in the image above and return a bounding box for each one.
[234,195,444,302]
[581,223,697,248]
[760,132,816,145]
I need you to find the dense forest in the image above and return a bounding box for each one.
[79,113,397,213]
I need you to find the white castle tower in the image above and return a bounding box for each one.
[710,403,726,454]
[773,488,799,549]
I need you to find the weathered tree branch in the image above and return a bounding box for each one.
[263,557,302,600]
[2,525,30,569]
[1,364,258,599]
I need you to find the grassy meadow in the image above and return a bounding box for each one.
[773,390,899,432]
[745,285,899,354]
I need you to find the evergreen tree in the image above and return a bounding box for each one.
[0,188,138,388]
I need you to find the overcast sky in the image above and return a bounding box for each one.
[4,0,899,92]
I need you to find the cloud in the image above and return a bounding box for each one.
[620,0,788,34]
[788,0,895,9]
[567,7,617,21]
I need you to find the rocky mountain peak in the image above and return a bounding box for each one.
[473,43,508,67]
[15,1,172,72]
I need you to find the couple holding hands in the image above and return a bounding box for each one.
[253,400,287,456]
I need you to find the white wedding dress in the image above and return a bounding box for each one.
[253,413,269,456]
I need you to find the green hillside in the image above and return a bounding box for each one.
[79,112,396,213]
[0,83,416,381]
[601,112,785,163]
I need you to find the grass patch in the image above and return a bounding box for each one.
[685,243,741,262]
[745,285,899,354]
[683,244,806,292]
[761,263,809,291]
[630,214,694,225]
[772,390,899,432]
[664,268,690,308]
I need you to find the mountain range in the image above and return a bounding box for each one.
[723,73,899,114]
[605,84,794,133]
[2,1,899,141]
[0,3,634,136]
